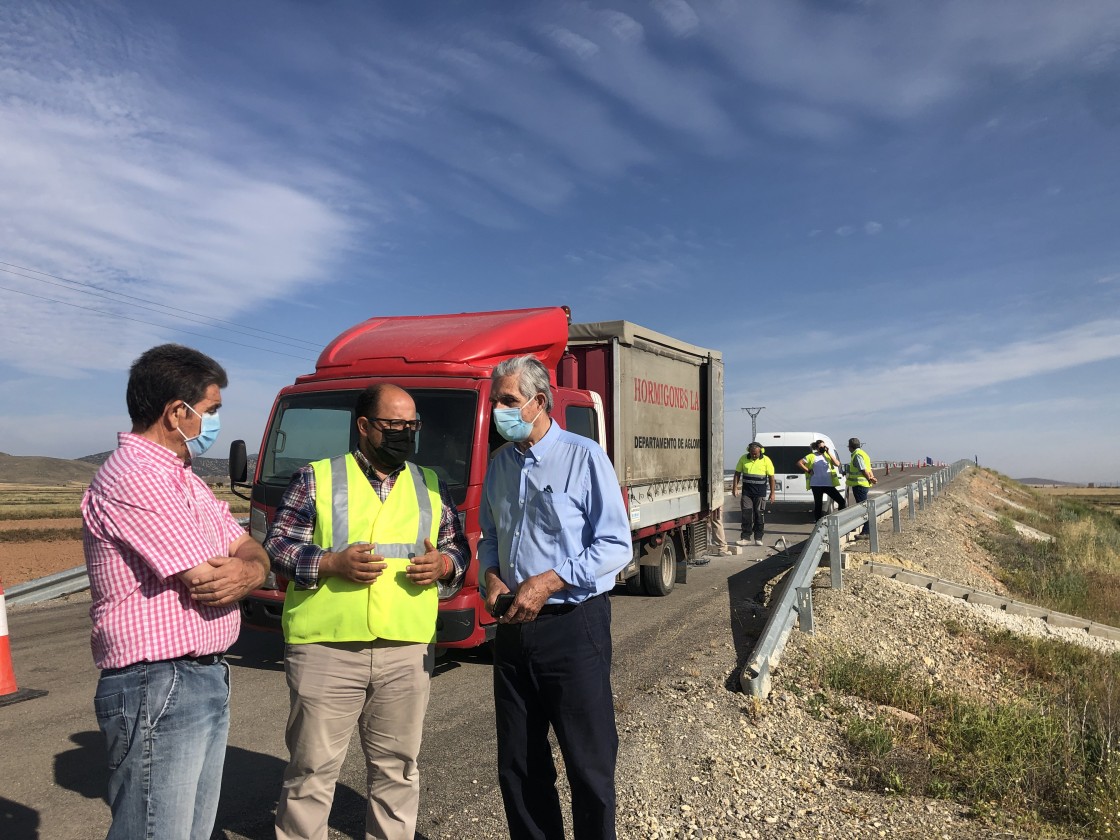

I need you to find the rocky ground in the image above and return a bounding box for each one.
[608,467,1118,840]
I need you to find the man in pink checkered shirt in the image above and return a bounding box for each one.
[82,344,269,840]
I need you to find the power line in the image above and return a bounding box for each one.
[0,259,323,350]
[1,284,319,362]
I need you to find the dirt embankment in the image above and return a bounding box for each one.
[0,529,84,588]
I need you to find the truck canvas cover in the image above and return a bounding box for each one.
[569,320,724,516]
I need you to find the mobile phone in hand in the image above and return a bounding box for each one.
[493,593,514,617]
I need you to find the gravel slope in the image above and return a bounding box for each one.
[609,467,1117,839]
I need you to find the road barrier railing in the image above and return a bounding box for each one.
[6,567,90,608]
[741,460,973,698]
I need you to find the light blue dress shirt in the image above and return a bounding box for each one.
[478,421,632,604]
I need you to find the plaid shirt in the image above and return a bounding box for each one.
[81,433,247,669]
[265,450,469,596]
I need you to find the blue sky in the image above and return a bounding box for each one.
[2,0,1118,484]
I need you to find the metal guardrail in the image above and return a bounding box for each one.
[6,566,90,607]
[6,517,252,608]
[740,460,973,698]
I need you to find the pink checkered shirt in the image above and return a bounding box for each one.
[81,433,247,669]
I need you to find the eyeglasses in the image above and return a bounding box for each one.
[367,417,422,432]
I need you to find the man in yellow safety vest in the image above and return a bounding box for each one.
[265,383,470,840]
[847,437,877,534]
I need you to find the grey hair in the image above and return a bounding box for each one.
[492,354,553,412]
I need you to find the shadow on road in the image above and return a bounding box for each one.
[723,527,811,692]
[226,629,285,671]
[0,796,41,840]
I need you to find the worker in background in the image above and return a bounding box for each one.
[847,437,877,535]
[798,440,846,521]
[732,442,775,547]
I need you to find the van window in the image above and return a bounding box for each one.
[565,405,599,442]
[761,446,809,475]
[258,389,477,506]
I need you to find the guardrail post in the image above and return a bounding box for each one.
[866,499,879,553]
[891,490,901,532]
[907,483,916,520]
[926,477,933,506]
[796,587,814,634]
[828,517,842,590]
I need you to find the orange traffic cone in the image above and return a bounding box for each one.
[0,580,49,707]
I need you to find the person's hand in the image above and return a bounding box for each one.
[501,570,565,624]
[320,543,387,585]
[483,568,511,616]
[870,476,878,485]
[185,556,263,606]
[731,486,739,497]
[769,494,776,503]
[406,539,448,586]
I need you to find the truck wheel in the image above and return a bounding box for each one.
[624,573,644,595]
[640,537,676,596]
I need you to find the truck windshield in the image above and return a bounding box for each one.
[258,389,477,506]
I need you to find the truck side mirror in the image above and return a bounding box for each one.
[229,439,250,500]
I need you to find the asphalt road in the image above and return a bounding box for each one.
[0,468,935,840]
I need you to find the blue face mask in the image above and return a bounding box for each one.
[180,402,221,458]
[493,396,544,443]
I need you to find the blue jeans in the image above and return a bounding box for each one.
[94,659,231,840]
[851,485,870,533]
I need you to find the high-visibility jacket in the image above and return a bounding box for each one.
[735,453,774,495]
[803,452,841,490]
[282,454,442,645]
[848,448,873,488]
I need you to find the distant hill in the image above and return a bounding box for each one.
[0,451,261,485]
[0,452,99,485]
[1015,477,1079,486]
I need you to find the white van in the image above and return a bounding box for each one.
[748,432,847,511]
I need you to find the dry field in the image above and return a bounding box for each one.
[1036,484,1120,513]
[0,482,250,587]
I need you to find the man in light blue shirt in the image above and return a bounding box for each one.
[478,354,631,840]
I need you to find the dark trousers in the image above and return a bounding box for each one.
[812,486,847,520]
[740,491,767,540]
[851,484,870,533]
[493,594,617,840]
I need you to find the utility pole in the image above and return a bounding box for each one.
[741,406,765,442]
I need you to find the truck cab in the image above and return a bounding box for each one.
[231,306,722,649]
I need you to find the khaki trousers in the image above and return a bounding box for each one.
[709,507,728,550]
[275,640,431,840]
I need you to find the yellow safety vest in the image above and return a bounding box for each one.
[848,448,872,488]
[803,452,842,490]
[282,454,442,645]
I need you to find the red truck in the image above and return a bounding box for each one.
[229,306,724,649]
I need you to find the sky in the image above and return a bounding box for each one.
[2,0,1119,485]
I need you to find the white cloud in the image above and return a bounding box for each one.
[773,318,1120,420]
[542,26,601,60]
[696,0,1120,123]
[864,221,883,234]
[836,225,856,236]
[653,0,701,38]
